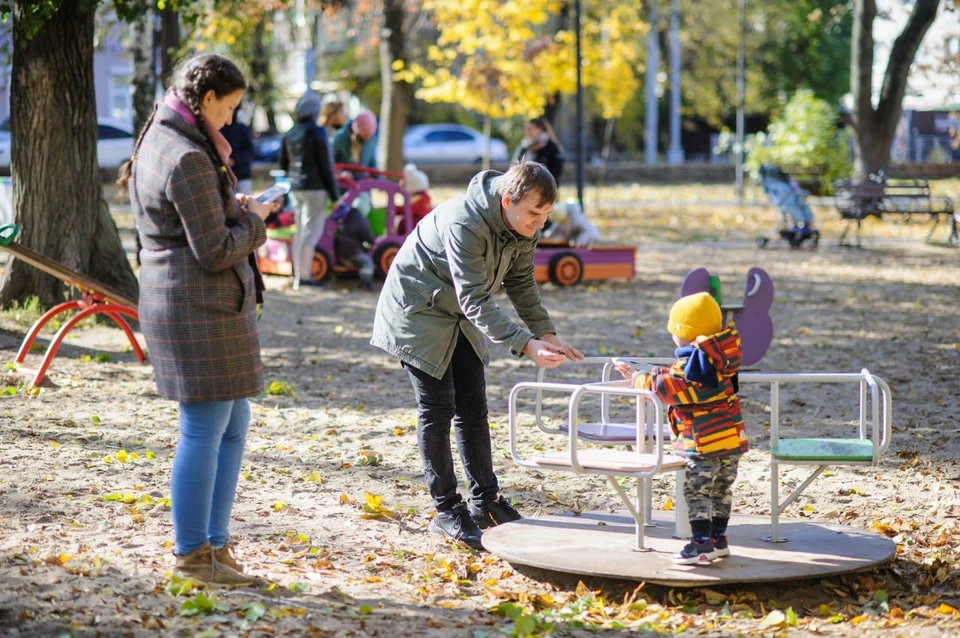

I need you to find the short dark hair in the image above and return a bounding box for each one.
[497,161,557,208]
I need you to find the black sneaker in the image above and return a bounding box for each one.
[672,538,718,565]
[469,496,523,530]
[712,534,730,558]
[428,503,484,551]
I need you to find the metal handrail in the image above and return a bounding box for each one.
[533,356,673,432]
[509,380,671,480]
[739,370,892,463]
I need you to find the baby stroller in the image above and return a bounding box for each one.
[756,165,820,249]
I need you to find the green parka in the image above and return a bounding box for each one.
[370,171,555,378]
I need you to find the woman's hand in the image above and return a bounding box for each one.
[245,197,280,221]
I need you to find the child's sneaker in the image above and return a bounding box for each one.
[712,534,730,558]
[672,538,717,565]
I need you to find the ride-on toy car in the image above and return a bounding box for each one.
[256,166,413,283]
[533,240,636,286]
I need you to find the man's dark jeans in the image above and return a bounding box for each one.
[403,332,499,513]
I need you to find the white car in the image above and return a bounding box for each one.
[402,124,509,165]
[0,117,134,169]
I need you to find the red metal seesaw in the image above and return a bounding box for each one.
[0,224,145,387]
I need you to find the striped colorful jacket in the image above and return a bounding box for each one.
[634,326,748,459]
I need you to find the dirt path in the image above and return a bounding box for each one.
[0,230,958,636]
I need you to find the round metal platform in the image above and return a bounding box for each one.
[481,510,896,587]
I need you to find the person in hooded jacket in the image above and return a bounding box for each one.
[279,91,339,288]
[370,161,583,551]
[332,110,378,216]
[614,292,748,567]
[332,204,376,291]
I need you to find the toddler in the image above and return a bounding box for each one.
[615,292,748,565]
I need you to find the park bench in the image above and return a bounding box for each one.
[834,175,957,247]
[509,361,892,545]
[0,224,144,386]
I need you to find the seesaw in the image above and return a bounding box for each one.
[0,224,145,386]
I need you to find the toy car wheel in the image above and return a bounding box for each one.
[548,252,584,287]
[373,242,400,279]
[756,237,769,249]
[310,247,332,283]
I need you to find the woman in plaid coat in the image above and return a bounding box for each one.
[119,54,274,585]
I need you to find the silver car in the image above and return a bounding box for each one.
[402,123,509,166]
[0,117,134,170]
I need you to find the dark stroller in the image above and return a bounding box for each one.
[756,165,820,249]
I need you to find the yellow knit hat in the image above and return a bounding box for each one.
[667,292,722,342]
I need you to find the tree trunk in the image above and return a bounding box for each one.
[160,8,180,88]
[0,0,138,308]
[131,13,156,137]
[851,0,941,176]
[379,0,412,172]
[386,81,413,171]
[91,197,141,298]
[249,16,279,132]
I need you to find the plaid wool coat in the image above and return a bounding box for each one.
[131,103,267,403]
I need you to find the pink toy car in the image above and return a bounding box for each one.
[256,166,414,283]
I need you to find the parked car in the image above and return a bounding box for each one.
[253,131,282,163]
[0,117,133,169]
[403,124,509,165]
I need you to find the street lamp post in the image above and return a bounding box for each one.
[735,0,746,202]
[575,0,586,211]
[645,0,659,165]
[666,0,684,165]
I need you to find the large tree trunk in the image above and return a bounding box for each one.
[160,8,180,88]
[0,0,138,308]
[131,12,157,137]
[851,0,941,175]
[250,16,279,132]
[379,0,412,172]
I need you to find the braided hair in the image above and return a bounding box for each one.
[117,54,247,197]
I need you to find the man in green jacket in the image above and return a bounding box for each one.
[370,161,582,550]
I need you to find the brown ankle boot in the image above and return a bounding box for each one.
[213,540,243,573]
[175,542,254,586]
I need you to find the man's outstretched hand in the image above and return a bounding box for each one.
[540,333,584,362]
[523,334,584,369]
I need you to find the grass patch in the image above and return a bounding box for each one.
[0,296,44,328]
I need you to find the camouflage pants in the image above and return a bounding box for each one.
[683,455,741,521]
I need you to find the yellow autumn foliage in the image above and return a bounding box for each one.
[402,0,646,120]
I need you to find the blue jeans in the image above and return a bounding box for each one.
[171,399,250,556]
[403,332,499,512]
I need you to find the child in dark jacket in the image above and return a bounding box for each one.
[615,292,748,565]
[332,204,376,291]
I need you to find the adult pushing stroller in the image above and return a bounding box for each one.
[756,165,820,249]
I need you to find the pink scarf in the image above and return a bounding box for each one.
[164,92,237,187]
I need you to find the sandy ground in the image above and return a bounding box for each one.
[0,193,959,637]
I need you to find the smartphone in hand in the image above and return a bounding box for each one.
[254,182,291,204]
